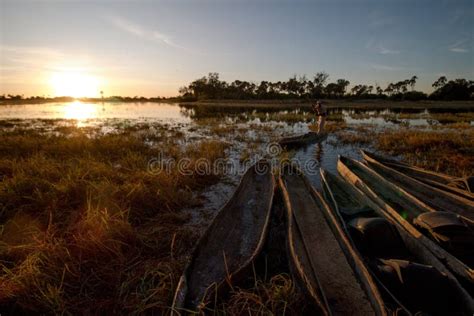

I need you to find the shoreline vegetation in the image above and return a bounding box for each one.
[2,98,474,111]
[179,99,474,110]
[2,72,473,108]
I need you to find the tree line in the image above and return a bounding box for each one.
[0,95,175,103]
[179,73,474,101]
[2,74,472,102]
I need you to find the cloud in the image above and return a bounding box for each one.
[369,63,403,71]
[449,39,470,53]
[449,47,468,53]
[379,47,400,55]
[106,15,181,49]
[366,38,400,55]
[107,16,145,37]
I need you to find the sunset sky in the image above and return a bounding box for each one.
[1,0,473,97]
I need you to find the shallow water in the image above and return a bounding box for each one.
[1,101,472,127]
[293,134,371,188]
[0,101,191,125]
[0,101,467,219]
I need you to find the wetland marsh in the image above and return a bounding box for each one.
[0,101,473,314]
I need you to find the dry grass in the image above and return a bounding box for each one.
[328,123,473,177]
[2,110,472,314]
[0,127,228,314]
[375,128,474,177]
[347,111,474,127]
[213,274,308,315]
[429,112,474,124]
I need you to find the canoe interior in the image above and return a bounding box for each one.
[338,156,428,222]
[280,167,379,315]
[337,156,474,287]
[363,150,474,200]
[173,161,275,312]
[321,169,474,315]
[362,153,474,221]
[361,150,474,196]
[362,150,456,183]
[407,175,474,201]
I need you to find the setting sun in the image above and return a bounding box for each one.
[50,72,100,98]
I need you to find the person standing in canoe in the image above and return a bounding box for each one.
[312,100,327,133]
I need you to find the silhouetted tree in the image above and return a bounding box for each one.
[310,72,329,98]
[256,81,269,98]
[430,78,473,100]
[177,72,470,101]
[384,83,394,96]
[409,76,418,90]
[375,84,383,96]
[285,75,301,97]
[336,79,350,97]
[432,76,447,90]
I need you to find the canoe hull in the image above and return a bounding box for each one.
[279,131,327,148]
[280,166,385,315]
[172,160,275,314]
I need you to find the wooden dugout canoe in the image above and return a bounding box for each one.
[361,150,474,204]
[172,160,275,314]
[278,131,327,148]
[361,150,474,222]
[337,156,474,286]
[320,169,474,315]
[279,165,385,316]
[361,150,474,203]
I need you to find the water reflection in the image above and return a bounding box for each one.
[0,101,472,128]
[63,101,97,120]
[315,142,323,165]
[294,135,369,188]
[0,101,191,124]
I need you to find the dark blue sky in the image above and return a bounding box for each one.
[1,0,473,96]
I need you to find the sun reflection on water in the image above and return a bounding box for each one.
[63,101,98,121]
